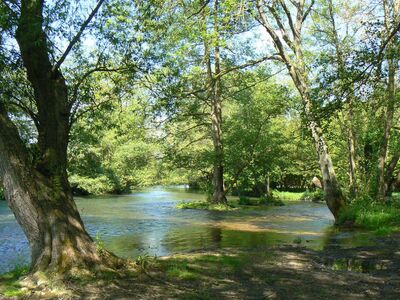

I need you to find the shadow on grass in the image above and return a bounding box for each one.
[2,243,400,299]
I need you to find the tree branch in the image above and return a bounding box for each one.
[52,0,106,72]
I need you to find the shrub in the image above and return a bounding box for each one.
[69,175,115,195]
[238,196,253,205]
[300,189,324,202]
[337,195,400,233]
[258,194,284,206]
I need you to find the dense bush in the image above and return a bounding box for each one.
[238,196,253,205]
[258,195,284,206]
[300,189,324,202]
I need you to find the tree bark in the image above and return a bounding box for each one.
[0,0,120,275]
[327,0,358,197]
[377,0,399,201]
[256,0,345,220]
[204,0,227,204]
[0,104,118,274]
[347,101,358,197]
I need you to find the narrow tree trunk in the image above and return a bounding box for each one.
[266,173,271,196]
[206,0,227,204]
[304,98,345,220]
[377,59,396,201]
[289,59,345,220]
[347,101,358,197]
[255,0,345,221]
[384,153,400,197]
[210,100,227,204]
[327,0,358,198]
[377,0,398,201]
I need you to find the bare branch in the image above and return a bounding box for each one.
[302,0,315,23]
[278,0,296,37]
[52,0,106,72]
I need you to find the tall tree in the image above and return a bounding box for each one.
[254,0,346,220]
[0,0,121,275]
[377,0,399,200]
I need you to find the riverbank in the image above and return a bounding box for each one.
[1,234,400,299]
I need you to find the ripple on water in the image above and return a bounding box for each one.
[0,187,376,274]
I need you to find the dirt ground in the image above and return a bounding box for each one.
[4,234,399,300]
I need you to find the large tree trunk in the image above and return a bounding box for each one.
[0,0,120,276]
[0,105,119,274]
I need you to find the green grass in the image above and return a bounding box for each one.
[177,192,296,211]
[0,265,29,297]
[273,191,305,201]
[177,201,237,211]
[166,263,199,281]
[338,197,400,234]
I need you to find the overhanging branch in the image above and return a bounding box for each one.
[52,0,106,72]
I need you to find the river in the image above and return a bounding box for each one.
[0,186,375,274]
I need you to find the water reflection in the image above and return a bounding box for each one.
[0,186,376,273]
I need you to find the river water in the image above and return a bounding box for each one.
[0,186,374,274]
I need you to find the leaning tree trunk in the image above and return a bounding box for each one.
[295,71,345,220]
[308,117,346,220]
[0,105,119,274]
[0,0,120,275]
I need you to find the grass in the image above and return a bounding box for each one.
[0,265,29,297]
[273,191,305,201]
[176,191,304,211]
[177,201,237,211]
[158,252,257,282]
[338,196,400,234]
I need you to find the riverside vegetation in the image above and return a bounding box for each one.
[1,0,400,299]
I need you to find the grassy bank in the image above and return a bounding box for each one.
[338,195,400,234]
[0,265,29,297]
[2,243,400,299]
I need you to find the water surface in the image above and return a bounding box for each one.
[0,186,374,273]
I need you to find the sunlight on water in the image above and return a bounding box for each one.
[0,186,376,273]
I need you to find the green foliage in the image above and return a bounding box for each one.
[177,201,236,211]
[0,265,29,298]
[135,253,156,272]
[273,191,304,201]
[0,187,4,200]
[68,91,173,195]
[258,195,284,206]
[95,233,106,257]
[338,196,400,233]
[238,196,253,205]
[300,190,324,202]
